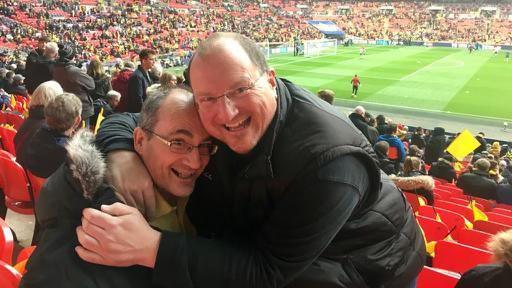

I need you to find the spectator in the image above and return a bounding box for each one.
[317,89,335,104]
[374,140,399,175]
[111,61,134,112]
[376,114,387,135]
[25,36,49,80]
[14,80,63,155]
[25,42,59,94]
[424,127,447,165]
[91,90,121,128]
[87,59,112,101]
[392,156,435,205]
[52,44,95,125]
[457,158,498,200]
[78,32,424,287]
[489,142,501,159]
[410,127,426,149]
[118,49,156,112]
[455,229,512,288]
[349,105,378,145]
[17,92,82,178]
[20,87,215,288]
[7,74,28,98]
[474,132,487,154]
[147,72,177,94]
[497,173,512,205]
[377,123,407,173]
[428,153,457,183]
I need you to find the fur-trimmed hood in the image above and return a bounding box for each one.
[65,129,106,200]
[390,175,435,191]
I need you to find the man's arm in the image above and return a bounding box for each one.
[77,154,369,288]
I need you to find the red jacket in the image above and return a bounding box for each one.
[111,69,133,112]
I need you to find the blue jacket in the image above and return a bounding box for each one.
[377,134,407,162]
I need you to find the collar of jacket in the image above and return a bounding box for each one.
[28,105,45,119]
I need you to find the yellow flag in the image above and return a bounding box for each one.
[10,95,16,108]
[469,200,488,222]
[94,108,105,134]
[446,129,481,161]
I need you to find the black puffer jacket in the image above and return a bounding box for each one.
[96,78,425,288]
[424,127,447,164]
[20,130,161,288]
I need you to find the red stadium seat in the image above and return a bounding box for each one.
[418,205,466,238]
[417,266,460,288]
[5,113,24,130]
[0,260,22,288]
[454,228,492,251]
[436,200,474,222]
[433,240,493,274]
[16,245,36,264]
[416,215,450,242]
[0,126,16,156]
[403,191,426,213]
[26,171,46,201]
[0,218,14,265]
[448,197,485,211]
[438,184,463,196]
[495,203,512,211]
[492,208,512,217]
[473,220,512,235]
[486,212,512,226]
[0,151,34,215]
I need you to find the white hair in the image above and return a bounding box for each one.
[44,42,59,57]
[29,80,64,108]
[354,105,365,115]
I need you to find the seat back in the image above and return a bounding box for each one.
[388,146,399,160]
[418,205,466,238]
[448,197,485,211]
[436,200,474,222]
[495,203,512,211]
[486,212,512,226]
[25,171,45,201]
[438,184,463,196]
[455,228,492,250]
[0,218,13,265]
[492,208,512,217]
[416,215,450,242]
[0,260,22,288]
[417,266,460,288]
[433,240,493,274]
[0,156,32,202]
[0,126,16,156]
[5,113,24,130]
[473,220,512,235]
[403,191,426,213]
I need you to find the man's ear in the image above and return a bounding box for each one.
[73,116,82,130]
[133,127,146,155]
[267,69,277,88]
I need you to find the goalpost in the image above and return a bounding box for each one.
[303,39,338,57]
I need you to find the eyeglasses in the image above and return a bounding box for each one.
[195,72,267,109]
[144,129,218,156]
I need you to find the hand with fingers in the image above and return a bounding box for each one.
[106,150,157,219]
[76,203,161,268]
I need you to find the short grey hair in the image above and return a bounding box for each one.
[474,158,491,172]
[354,105,365,115]
[139,85,193,135]
[29,80,64,108]
[105,90,121,101]
[44,42,59,57]
[44,93,82,133]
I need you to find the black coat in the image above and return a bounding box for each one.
[25,55,54,94]
[20,130,162,288]
[457,170,498,200]
[14,106,45,156]
[410,133,426,149]
[348,112,378,145]
[96,78,425,288]
[424,127,446,164]
[117,66,151,113]
[455,264,512,288]
[53,61,95,119]
[428,160,457,183]
[89,75,112,101]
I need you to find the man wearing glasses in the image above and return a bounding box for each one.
[77,33,425,287]
[21,87,216,287]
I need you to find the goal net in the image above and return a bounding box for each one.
[303,39,338,57]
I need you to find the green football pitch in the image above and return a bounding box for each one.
[268,46,511,121]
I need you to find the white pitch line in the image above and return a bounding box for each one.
[271,46,382,68]
[337,99,512,122]
[400,52,458,81]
